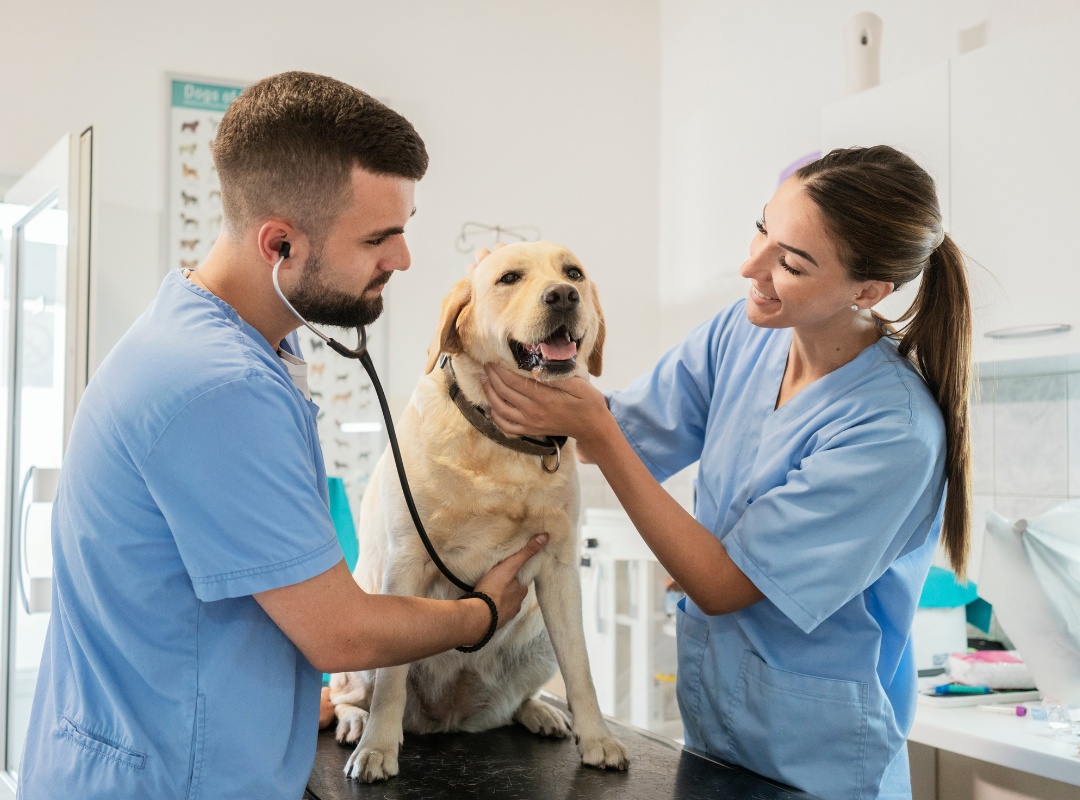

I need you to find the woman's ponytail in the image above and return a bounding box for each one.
[897,235,973,577]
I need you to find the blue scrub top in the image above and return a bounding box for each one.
[610,300,946,800]
[18,271,343,799]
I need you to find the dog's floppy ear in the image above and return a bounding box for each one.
[424,278,473,374]
[586,285,605,377]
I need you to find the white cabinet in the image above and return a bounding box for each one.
[821,17,1080,368]
[822,61,949,328]
[951,18,1080,366]
[822,60,951,226]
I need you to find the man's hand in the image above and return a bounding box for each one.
[472,533,548,631]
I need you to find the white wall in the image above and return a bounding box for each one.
[10,1,1078,414]
[657,0,1080,344]
[1,0,661,411]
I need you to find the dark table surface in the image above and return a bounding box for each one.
[305,704,819,800]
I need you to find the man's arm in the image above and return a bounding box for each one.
[254,534,547,673]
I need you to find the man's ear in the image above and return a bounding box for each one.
[586,286,605,378]
[425,279,472,374]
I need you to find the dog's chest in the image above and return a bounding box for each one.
[399,386,580,550]
[431,455,574,535]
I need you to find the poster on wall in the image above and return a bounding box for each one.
[166,76,245,274]
[297,324,388,501]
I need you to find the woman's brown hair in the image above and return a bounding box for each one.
[796,146,972,577]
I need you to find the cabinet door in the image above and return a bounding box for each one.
[951,19,1080,365]
[822,61,950,326]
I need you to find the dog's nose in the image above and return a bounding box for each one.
[542,284,580,311]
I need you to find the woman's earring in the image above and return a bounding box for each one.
[851,304,859,312]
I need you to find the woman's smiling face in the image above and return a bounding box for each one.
[739,177,867,333]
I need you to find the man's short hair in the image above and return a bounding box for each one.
[213,71,428,242]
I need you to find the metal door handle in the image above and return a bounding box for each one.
[16,466,59,614]
[984,323,1071,339]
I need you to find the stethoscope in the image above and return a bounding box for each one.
[271,242,474,592]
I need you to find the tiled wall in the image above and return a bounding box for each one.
[968,369,1079,583]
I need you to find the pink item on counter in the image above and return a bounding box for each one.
[948,650,1036,690]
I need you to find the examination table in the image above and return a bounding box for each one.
[304,698,818,799]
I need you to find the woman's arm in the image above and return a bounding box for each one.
[483,365,763,616]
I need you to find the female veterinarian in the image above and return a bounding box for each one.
[482,145,973,800]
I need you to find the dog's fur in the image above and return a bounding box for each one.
[329,241,628,782]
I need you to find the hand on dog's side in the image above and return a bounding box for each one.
[470,533,549,635]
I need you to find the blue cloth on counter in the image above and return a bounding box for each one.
[609,300,946,800]
[966,597,994,633]
[18,270,343,800]
[918,565,979,608]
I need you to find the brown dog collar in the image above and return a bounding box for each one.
[439,354,565,473]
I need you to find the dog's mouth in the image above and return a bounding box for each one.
[509,326,582,374]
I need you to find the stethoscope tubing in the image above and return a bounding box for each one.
[272,256,474,593]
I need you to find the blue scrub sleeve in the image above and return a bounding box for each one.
[724,419,944,634]
[141,374,341,601]
[608,313,732,483]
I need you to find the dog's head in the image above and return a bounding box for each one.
[425,241,605,380]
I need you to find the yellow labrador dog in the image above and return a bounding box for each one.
[329,241,628,782]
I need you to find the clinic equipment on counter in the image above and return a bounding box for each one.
[976,704,1028,716]
[932,684,991,696]
[981,506,1080,706]
[271,246,473,593]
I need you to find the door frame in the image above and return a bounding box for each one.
[0,126,93,791]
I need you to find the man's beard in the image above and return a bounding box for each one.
[287,250,389,329]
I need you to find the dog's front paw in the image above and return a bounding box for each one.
[579,735,629,771]
[334,704,368,745]
[343,743,400,783]
[514,698,571,738]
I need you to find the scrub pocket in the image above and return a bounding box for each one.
[59,716,146,770]
[732,650,870,800]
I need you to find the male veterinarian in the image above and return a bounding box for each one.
[17,71,548,800]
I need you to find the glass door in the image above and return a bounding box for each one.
[0,129,93,789]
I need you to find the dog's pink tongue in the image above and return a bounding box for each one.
[539,339,577,361]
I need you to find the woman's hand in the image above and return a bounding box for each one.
[481,364,613,458]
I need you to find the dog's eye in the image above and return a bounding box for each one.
[498,272,521,285]
[566,267,584,281]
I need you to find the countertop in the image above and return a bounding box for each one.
[305,702,819,800]
[909,702,1080,786]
